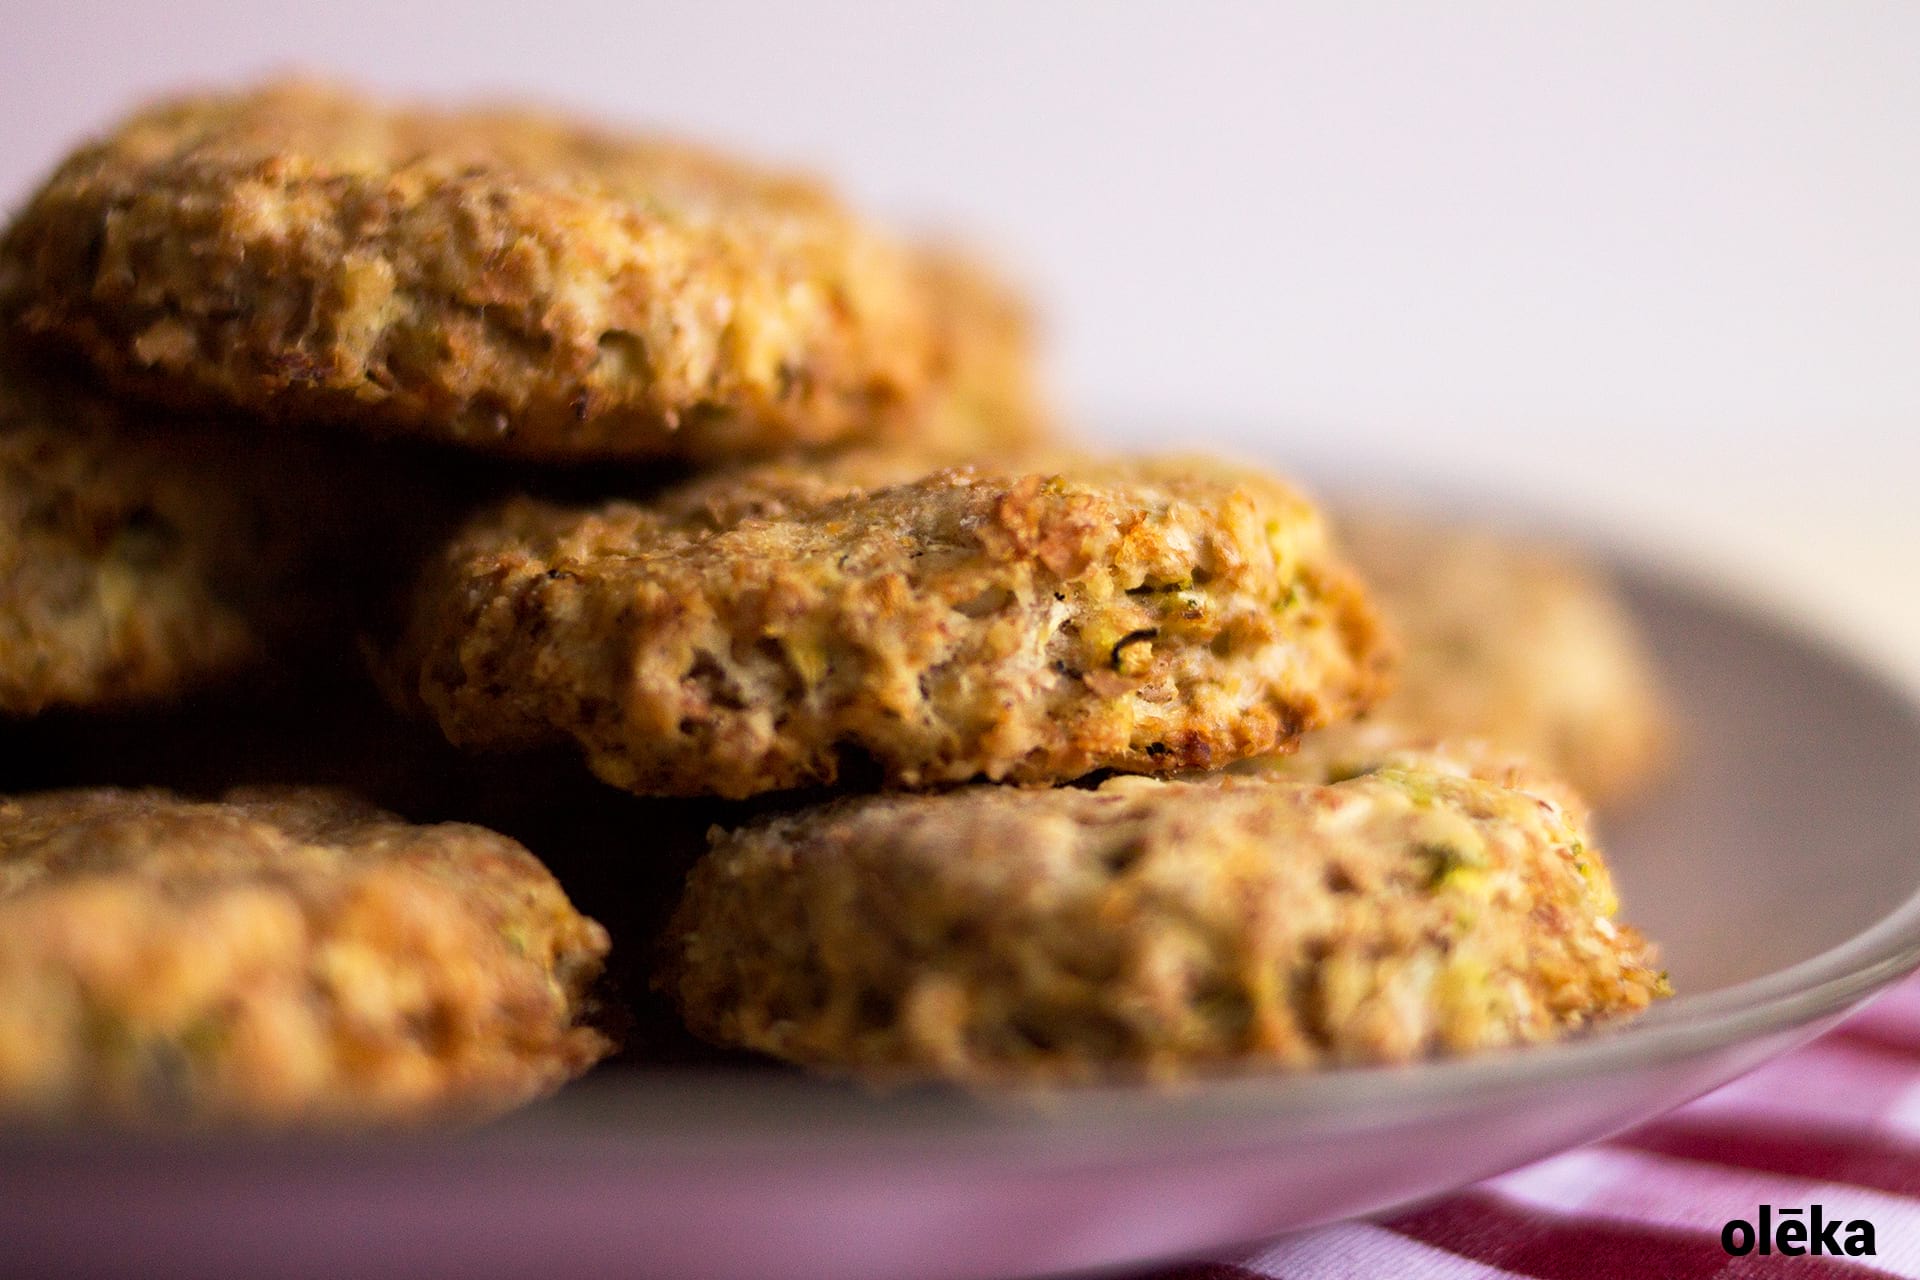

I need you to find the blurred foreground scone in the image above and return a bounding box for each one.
[0,81,1046,460]
[0,788,610,1124]
[1335,511,1671,803]
[658,746,1667,1082]
[0,365,437,716]
[396,450,1392,798]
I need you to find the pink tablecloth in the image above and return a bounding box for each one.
[1155,975,1920,1279]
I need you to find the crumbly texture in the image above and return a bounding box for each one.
[1334,510,1672,804]
[0,81,1047,461]
[0,787,610,1125]
[397,450,1391,798]
[0,363,427,715]
[658,752,1668,1083]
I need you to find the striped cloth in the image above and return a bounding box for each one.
[1155,975,1920,1279]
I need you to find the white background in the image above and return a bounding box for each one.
[4,3,1916,679]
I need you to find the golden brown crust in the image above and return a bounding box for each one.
[0,81,1048,460]
[0,786,610,1125]
[658,755,1667,1083]
[1334,510,1673,804]
[0,361,436,716]
[396,450,1392,798]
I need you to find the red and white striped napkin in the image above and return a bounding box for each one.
[1152,975,1920,1279]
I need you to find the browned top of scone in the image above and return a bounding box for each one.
[0,786,610,1125]
[0,81,1048,460]
[0,359,443,716]
[396,449,1392,798]
[1334,510,1672,804]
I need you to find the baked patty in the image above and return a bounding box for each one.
[1335,510,1671,803]
[0,81,1046,460]
[0,787,609,1124]
[658,744,1667,1082]
[396,450,1391,797]
[0,362,433,715]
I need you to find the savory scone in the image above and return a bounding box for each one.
[0,81,1047,461]
[395,450,1392,798]
[0,362,438,716]
[1334,510,1671,803]
[0,787,610,1125]
[657,747,1668,1083]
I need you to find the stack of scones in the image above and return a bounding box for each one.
[0,82,1673,1124]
